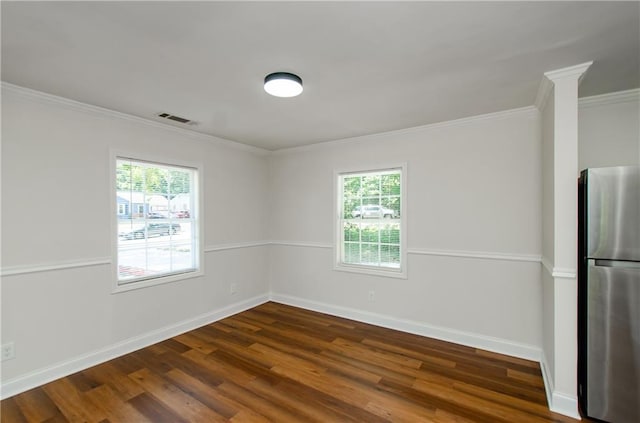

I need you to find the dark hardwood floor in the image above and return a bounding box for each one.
[1,302,581,422]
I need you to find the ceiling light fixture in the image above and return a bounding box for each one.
[264,72,303,97]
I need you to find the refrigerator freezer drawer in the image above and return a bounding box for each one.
[586,263,640,422]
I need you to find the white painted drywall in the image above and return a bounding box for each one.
[538,62,592,419]
[549,69,584,417]
[540,85,556,388]
[0,85,271,386]
[4,80,636,408]
[578,89,640,169]
[269,109,544,352]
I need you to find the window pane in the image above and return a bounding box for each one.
[361,224,379,242]
[380,245,401,268]
[343,176,361,218]
[380,224,400,244]
[362,175,381,197]
[116,158,198,286]
[343,222,360,242]
[343,242,360,264]
[381,173,401,195]
[361,243,379,264]
[338,168,402,272]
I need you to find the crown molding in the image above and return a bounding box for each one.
[534,77,554,111]
[579,88,640,109]
[1,82,270,156]
[543,61,593,83]
[536,62,594,111]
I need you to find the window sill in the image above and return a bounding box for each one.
[334,263,407,279]
[112,269,203,294]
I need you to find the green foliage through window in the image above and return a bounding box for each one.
[116,158,198,285]
[339,168,402,270]
[117,161,191,195]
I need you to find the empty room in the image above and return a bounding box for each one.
[1,1,639,422]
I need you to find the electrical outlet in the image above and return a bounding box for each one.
[230,283,237,295]
[368,290,375,302]
[1,342,15,361]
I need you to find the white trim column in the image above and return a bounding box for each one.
[539,62,592,419]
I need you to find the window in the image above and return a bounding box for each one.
[114,157,200,290]
[336,166,406,278]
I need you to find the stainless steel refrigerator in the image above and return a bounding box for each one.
[578,166,640,423]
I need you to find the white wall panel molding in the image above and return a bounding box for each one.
[0,241,279,275]
[0,257,112,277]
[270,241,333,249]
[579,88,639,109]
[0,242,273,275]
[270,242,544,264]
[552,268,577,279]
[0,294,269,400]
[1,82,270,156]
[408,248,541,263]
[541,256,554,276]
[204,241,271,252]
[270,293,542,362]
[272,106,538,156]
[541,254,577,280]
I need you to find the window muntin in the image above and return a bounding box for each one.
[115,158,199,287]
[337,168,404,275]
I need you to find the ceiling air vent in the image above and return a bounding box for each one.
[156,112,195,125]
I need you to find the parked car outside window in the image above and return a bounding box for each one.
[119,223,181,240]
[147,212,168,219]
[171,210,190,218]
[351,205,396,219]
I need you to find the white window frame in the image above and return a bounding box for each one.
[111,151,204,293]
[334,164,407,279]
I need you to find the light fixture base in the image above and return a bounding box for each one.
[264,72,303,98]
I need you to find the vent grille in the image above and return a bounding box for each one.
[156,112,195,125]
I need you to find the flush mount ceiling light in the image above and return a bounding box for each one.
[264,72,303,97]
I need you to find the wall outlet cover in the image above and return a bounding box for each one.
[1,342,15,361]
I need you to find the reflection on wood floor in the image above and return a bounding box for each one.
[1,302,581,422]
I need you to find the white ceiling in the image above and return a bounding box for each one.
[2,1,638,151]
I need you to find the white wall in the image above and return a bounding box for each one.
[538,62,592,419]
[269,109,544,358]
[578,89,640,169]
[540,85,556,392]
[4,80,636,407]
[0,85,271,395]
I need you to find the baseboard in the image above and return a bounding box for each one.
[2,292,580,420]
[270,293,542,362]
[540,350,582,420]
[0,294,269,399]
[540,350,555,410]
[550,392,581,420]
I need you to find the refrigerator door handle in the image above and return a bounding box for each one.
[590,259,640,269]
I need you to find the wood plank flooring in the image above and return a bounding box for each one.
[1,302,582,422]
